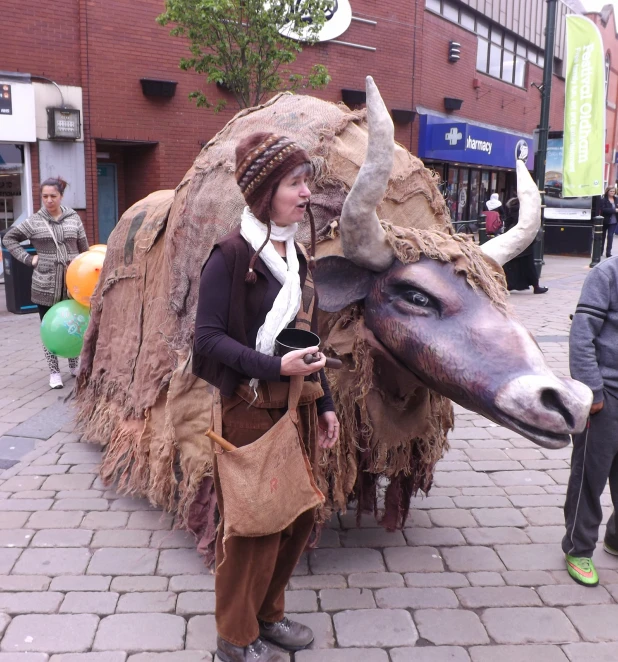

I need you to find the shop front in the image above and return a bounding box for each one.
[417,111,534,228]
[0,75,36,233]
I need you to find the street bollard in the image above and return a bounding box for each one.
[478,214,488,245]
[589,215,604,268]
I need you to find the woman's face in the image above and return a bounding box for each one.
[270,165,311,227]
[42,186,62,213]
[609,188,616,197]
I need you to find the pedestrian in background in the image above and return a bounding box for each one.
[2,177,89,389]
[502,197,548,294]
[484,193,505,236]
[562,256,618,586]
[599,185,618,258]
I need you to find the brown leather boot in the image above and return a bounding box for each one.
[259,617,314,651]
[216,636,286,661]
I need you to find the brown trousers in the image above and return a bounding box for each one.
[214,387,319,647]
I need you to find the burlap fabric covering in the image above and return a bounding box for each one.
[74,91,481,559]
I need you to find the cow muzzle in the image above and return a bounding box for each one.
[493,375,592,449]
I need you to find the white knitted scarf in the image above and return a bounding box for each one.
[240,207,301,362]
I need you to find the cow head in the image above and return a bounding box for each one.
[314,77,592,450]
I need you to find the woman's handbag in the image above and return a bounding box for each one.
[212,374,325,541]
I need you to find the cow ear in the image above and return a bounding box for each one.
[313,255,374,312]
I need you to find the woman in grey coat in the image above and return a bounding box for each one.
[2,177,89,389]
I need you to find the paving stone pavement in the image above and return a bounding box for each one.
[0,256,617,661]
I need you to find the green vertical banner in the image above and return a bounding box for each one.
[563,15,605,198]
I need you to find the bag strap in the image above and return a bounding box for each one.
[40,215,67,266]
[208,387,224,455]
[287,374,304,417]
[294,244,315,331]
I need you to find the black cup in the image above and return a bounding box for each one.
[274,328,320,356]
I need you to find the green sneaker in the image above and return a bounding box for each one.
[603,541,618,556]
[565,554,599,587]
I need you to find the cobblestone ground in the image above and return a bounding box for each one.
[0,255,616,661]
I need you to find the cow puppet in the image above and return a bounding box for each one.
[73,77,591,555]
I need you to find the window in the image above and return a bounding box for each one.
[425,0,537,87]
[477,19,489,39]
[461,10,475,31]
[502,53,515,83]
[489,44,502,78]
[477,27,527,87]
[514,57,526,87]
[476,38,489,72]
[442,1,459,22]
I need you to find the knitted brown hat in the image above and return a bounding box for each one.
[235,132,311,224]
[235,132,316,283]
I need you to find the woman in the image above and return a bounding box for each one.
[2,177,89,389]
[502,197,548,294]
[599,185,618,258]
[484,192,505,236]
[193,133,339,662]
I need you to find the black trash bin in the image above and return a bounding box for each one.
[1,231,37,315]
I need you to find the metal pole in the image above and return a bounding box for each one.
[533,0,558,278]
[478,214,488,245]
[590,214,604,267]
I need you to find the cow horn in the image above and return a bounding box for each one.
[339,76,395,271]
[480,160,541,266]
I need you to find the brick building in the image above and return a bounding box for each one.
[1,0,608,243]
[589,4,618,188]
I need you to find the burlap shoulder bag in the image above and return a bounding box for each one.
[215,373,325,541]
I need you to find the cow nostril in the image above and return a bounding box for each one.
[541,389,575,429]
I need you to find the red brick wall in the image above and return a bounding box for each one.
[418,11,565,137]
[3,0,81,85]
[590,10,618,185]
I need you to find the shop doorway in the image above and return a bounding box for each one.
[97,163,117,243]
[0,143,29,230]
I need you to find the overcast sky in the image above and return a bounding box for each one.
[579,0,615,13]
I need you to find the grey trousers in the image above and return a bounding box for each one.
[562,391,618,557]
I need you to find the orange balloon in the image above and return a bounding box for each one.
[89,244,107,253]
[66,251,105,307]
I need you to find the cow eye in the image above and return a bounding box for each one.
[403,289,430,307]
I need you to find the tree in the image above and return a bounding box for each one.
[157,0,334,111]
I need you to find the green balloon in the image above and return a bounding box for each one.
[40,300,90,359]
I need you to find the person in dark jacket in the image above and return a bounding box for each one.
[599,185,618,258]
[194,133,339,662]
[562,256,618,586]
[485,192,505,236]
[502,197,548,294]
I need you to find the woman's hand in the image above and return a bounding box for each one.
[280,347,326,376]
[318,411,339,448]
[32,255,39,268]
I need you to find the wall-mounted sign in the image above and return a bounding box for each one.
[277,0,352,42]
[418,114,535,170]
[0,80,35,142]
[0,85,12,115]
